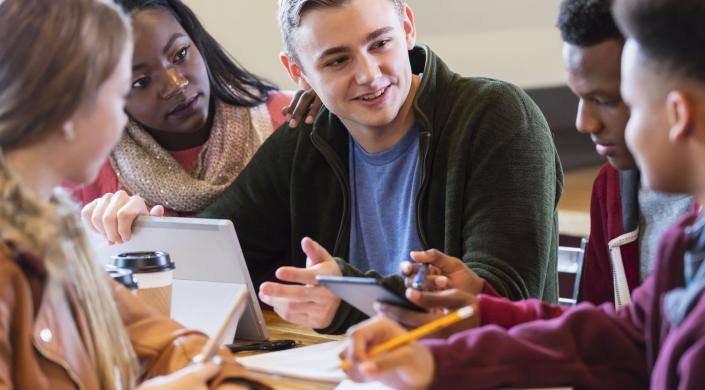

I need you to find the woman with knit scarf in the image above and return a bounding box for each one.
[72,0,320,215]
[0,0,269,388]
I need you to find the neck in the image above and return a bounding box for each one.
[343,75,421,153]
[6,147,58,202]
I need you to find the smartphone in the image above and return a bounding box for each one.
[316,276,426,317]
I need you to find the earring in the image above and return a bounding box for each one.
[63,124,76,142]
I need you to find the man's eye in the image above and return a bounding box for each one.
[174,46,189,63]
[132,76,149,89]
[325,57,347,67]
[372,39,391,49]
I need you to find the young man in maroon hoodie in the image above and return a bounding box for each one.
[341,0,705,388]
[559,0,693,308]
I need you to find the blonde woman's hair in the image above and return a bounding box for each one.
[0,0,138,388]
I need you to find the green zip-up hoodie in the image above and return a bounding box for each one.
[200,45,563,334]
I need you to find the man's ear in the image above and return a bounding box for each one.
[402,4,417,50]
[666,90,694,144]
[280,52,312,90]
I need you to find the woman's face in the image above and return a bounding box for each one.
[127,8,211,134]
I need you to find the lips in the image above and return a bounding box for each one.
[595,143,615,157]
[166,94,199,118]
[352,85,392,107]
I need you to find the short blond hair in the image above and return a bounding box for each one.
[277,0,404,58]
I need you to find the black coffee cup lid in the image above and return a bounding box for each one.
[111,251,175,273]
[105,265,138,290]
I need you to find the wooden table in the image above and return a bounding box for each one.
[235,311,345,389]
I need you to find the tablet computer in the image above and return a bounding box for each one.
[316,276,426,317]
[88,216,268,341]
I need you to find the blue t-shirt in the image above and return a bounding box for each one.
[347,125,424,275]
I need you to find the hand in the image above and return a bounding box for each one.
[376,289,480,336]
[342,316,434,390]
[138,362,219,390]
[401,249,484,295]
[281,89,323,127]
[258,237,342,329]
[81,190,164,244]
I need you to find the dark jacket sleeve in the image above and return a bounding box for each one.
[421,280,651,389]
[458,82,562,302]
[198,128,294,289]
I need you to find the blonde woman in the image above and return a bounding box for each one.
[0,0,264,388]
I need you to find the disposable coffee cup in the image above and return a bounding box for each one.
[112,251,175,317]
[104,264,138,293]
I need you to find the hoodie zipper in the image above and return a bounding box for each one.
[415,131,432,249]
[310,131,350,256]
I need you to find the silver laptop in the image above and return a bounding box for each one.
[89,216,268,341]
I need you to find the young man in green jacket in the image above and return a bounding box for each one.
[83,0,562,334]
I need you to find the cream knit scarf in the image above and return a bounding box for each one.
[110,100,273,212]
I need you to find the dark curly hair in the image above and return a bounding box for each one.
[115,0,277,107]
[557,0,623,46]
[613,0,705,84]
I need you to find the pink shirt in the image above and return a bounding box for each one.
[69,91,293,214]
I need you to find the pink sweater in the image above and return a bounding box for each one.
[69,91,292,215]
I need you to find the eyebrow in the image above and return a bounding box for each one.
[317,26,395,62]
[132,32,185,72]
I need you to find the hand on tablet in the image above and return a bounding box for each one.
[81,190,164,244]
[376,289,480,335]
[401,249,484,295]
[258,237,342,329]
[342,316,434,390]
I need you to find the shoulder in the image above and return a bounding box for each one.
[450,77,541,117]
[592,164,619,196]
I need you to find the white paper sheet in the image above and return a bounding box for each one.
[237,340,347,383]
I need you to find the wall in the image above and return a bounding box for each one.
[184,0,566,89]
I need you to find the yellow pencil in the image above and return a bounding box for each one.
[340,305,475,370]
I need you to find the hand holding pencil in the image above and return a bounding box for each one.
[341,306,475,389]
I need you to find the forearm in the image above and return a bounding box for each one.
[421,304,647,390]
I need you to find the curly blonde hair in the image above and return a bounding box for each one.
[0,0,138,388]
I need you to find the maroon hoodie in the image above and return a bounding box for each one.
[422,213,705,390]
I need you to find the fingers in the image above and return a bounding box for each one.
[404,274,449,290]
[301,237,334,267]
[374,302,438,329]
[409,249,463,273]
[288,89,318,127]
[89,193,113,236]
[150,205,165,216]
[81,200,99,233]
[282,90,304,124]
[346,316,405,362]
[259,282,315,301]
[115,195,151,242]
[305,96,323,124]
[276,266,318,285]
[186,362,220,382]
[103,191,133,244]
[359,345,415,379]
[406,288,475,310]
